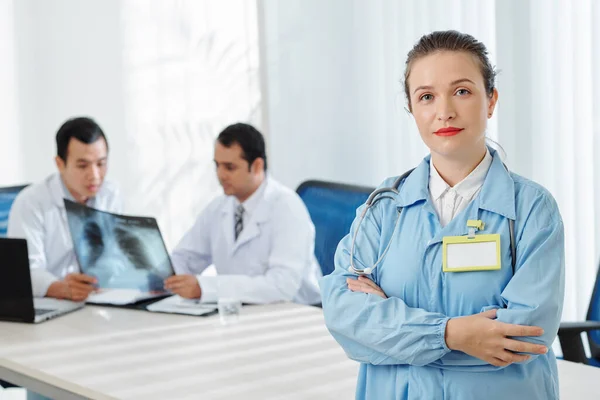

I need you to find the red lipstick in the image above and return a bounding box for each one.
[434,127,463,137]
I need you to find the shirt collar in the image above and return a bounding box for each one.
[396,147,515,220]
[428,161,448,201]
[429,148,492,201]
[234,178,267,218]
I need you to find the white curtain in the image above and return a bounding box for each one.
[521,0,600,325]
[121,0,261,248]
[260,0,600,322]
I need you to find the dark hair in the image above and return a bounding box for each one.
[404,30,497,111]
[217,123,267,171]
[56,117,108,162]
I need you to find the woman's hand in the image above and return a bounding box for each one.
[346,276,387,299]
[445,309,548,367]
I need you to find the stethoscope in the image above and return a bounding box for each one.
[347,169,413,275]
[347,167,516,276]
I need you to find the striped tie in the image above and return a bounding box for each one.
[234,204,244,240]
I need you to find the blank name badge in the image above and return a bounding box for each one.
[442,234,501,272]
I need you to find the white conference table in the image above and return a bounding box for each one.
[0,303,358,399]
[0,302,599,400]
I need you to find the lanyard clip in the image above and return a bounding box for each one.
[467,219,485,238]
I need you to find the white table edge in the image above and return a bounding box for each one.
[0,357,116,400]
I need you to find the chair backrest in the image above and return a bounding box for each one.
[0,185,28,237]
[297,180,374,277]
[586,260,600,359]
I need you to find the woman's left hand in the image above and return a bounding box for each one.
[346,276,387,299]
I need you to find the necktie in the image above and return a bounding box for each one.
[234,204,244,240]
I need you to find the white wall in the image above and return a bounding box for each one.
[13,0,128,186]
[260,0,497,190]
[260,0,414,190]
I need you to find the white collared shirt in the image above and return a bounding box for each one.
[7,173,122,297]
[429,149,493,227]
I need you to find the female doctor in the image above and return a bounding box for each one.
[320,30,565,400]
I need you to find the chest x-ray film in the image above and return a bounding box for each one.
[64,200,173,293]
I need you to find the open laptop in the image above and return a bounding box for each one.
[0,238,84,323]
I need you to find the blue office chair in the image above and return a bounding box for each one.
[558,260,600,366]
[296,180,375,277]
[0,185,28,237]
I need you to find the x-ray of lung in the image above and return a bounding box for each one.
[64,200,173,292]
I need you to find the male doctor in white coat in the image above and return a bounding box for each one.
[164,123,321,305]
[8,117,122,301]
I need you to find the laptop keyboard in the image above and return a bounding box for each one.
[34,308,54,316]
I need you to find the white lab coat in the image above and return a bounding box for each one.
[171,177,322,305]
[7,173,122,297]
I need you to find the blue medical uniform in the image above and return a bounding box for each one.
[320,149,565,399]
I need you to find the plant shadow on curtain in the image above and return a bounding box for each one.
[121,0,262,249]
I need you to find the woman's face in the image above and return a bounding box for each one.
[408,51,498,161]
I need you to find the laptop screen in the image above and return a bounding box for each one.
[64,200,174,292]
[0,238,35,321]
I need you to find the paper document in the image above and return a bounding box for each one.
[146,295,217,316]
[87,289,165,305]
